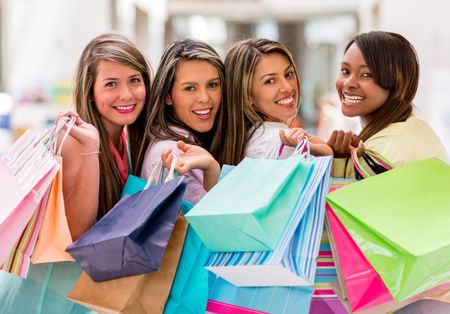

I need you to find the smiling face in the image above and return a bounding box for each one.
[93,60,146,137]
[250,52,299,124]
[336,43,390,127]
[166,60,221,133]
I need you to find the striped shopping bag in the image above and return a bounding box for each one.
[205,156,332,287]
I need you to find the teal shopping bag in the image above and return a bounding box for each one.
[0,262,93,314]
[186,156,313,252]
[164,202,209,314]
[327,158,450,302]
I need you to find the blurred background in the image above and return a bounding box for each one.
[0,0,449,154]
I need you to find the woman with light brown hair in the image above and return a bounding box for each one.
[223,38,331,164]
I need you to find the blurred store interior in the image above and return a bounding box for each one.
[0,0,450,153]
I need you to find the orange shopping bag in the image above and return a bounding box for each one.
[31,157,74,263]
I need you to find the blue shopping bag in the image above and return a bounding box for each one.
[207,273,314,314]
[66,175,187,281]
[206,156,332,287]
[164,201,210,314]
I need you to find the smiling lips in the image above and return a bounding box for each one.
[276,96,295,107]
[192,108,212,120]
[114,104,135,114]
[343,94,364,104]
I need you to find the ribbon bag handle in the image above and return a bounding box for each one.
[351,148,394,180]
[144,154,178,190]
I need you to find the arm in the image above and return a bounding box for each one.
[59,112,100,240]
[161,141,220,191]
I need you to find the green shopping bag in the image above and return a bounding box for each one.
[327,158,450,302]
[185,156,313,252]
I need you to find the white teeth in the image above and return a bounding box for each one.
[193,109,211,115]
[116,105,134,110]
[276,97,294,105]
[344,95,363,103]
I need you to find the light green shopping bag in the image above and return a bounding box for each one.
[185,156,313,252]
[327,158,450,302]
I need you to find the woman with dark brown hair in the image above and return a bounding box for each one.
[329,31,448,178]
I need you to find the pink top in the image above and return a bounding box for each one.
[109,131,129,186]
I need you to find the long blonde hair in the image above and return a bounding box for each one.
[74,33,152,218]
[223,38,300,165]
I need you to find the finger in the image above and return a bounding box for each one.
[177,140,191,152]
[356,140,365,157]
[279,129,288,143]
[341,132,353,149]
[161,149,173,165]
[350,133,360,147]
[335,130,345,147]
[327,130,337,146]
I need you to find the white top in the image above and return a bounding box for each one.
[245,122,295,159]
[141,127,206,205]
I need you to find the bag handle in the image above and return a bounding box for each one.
[351,148,394,180]
[143,154,178,190]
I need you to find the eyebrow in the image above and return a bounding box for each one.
[179,77,220,85]
[260,64,294,80]
[341,61,370,68]
[102,74,141,81]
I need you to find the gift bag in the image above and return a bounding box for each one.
[68,215,188,314]
[327,158,450,301]
[1,188,50,277]
[186,155,313,252]
[0,262,92,314]
[31,157,75,263]
[327,198,450,314]
[206,156,332,287]
[164,202,210,314]
[66,173,186,281]
[0,117,76,266]
[0,133,59,265]
[207,273,314,314]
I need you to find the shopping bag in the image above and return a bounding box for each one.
[328,206,450,314]
[0,129,60,265]
[0,261,92,314]
[31,157,75,263]
[164,202,210,314]
[205,156,332,287]
[327,158,450,301]
[1,188,51,277]
[67,215,188,314]
[207,273,314,314]
[186,155,313,252]
[66,174,186,281]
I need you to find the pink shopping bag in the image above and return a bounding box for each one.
[0,158,58,265]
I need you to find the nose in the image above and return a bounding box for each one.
[197,87,209,103]
[280,77,294,94]
[119,84,133,101]
[342,73,358,88]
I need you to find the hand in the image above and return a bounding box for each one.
[56,110,100,152]
[279,128,310,147]
[327,130,362,158]
[161,141,220,191]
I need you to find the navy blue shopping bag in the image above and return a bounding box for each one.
[66,176,186,282]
